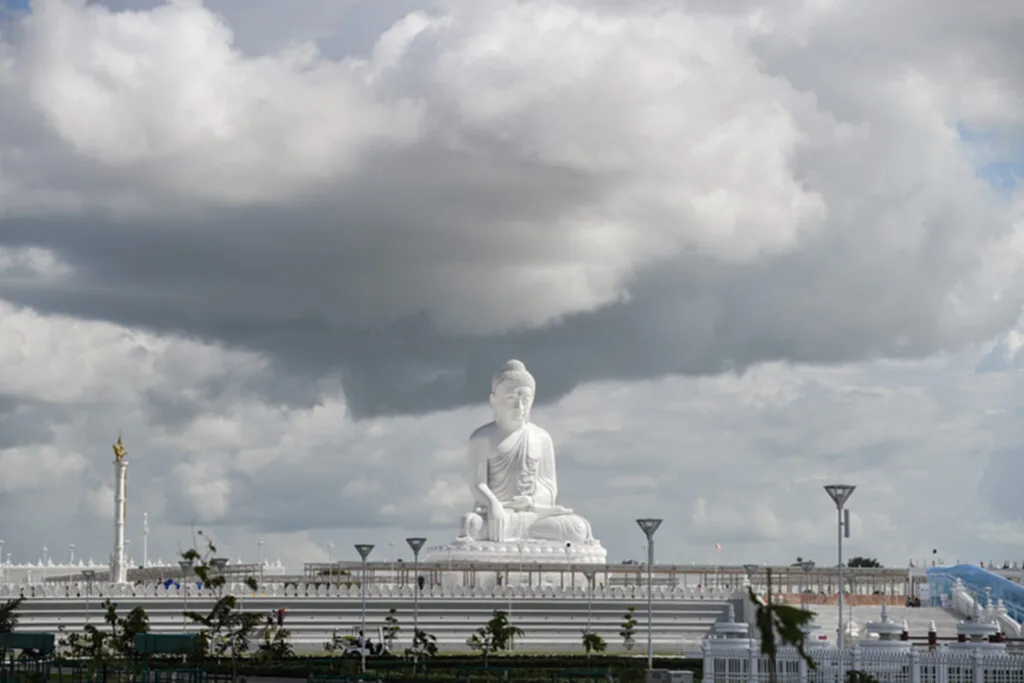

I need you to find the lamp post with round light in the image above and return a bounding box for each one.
[824,484,855,650]
[355,545,374,673]
[636,518,662,670]
[355,545,374,633]
[405,538,426,640]
[405,537,426,665]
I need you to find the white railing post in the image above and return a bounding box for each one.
[748,644,759,683]
[937,650,949,683]
[972,649,984,683]
[910,648,921,683]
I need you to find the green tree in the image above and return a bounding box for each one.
[749,567,816,683]
[847,557,881,568]
[0,597,25,667]
[0,597,23,633]
[581,631,606,664]
[619,606,638,652]
[383,607,401,650]
[405,628,439,673]
[182,530,261,682]
[59,624,107,667]
[103,599,150,658]
[58,599,150,679]
[255,620,294,661]
[467,610,524,666]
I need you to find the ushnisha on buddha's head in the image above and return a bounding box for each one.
[490,359,536,432]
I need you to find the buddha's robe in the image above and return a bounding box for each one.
[460,422,593,543]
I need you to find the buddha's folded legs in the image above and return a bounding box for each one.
[525,513,592,544]
[459,508,593,544]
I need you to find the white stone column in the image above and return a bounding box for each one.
[112,457,128,584]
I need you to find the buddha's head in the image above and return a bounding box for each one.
[490,359,536,431]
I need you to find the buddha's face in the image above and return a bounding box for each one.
[491,381,535,431]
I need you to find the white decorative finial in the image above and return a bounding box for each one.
[929,620,936,632]
[727,603,736,622]
[880,601,888,622]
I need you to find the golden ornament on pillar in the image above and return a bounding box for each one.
[113,435,126,461]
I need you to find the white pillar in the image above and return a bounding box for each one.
[112,456,128,584]
[142,512,149,568]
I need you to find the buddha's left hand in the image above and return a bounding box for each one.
[509,495,534,511]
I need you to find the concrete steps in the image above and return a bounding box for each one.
[13,596,728,654]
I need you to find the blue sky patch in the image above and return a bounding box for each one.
[957,123,1024,197]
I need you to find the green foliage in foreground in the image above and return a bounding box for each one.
[50,653,702,683]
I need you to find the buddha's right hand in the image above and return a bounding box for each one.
[487,505,508,541]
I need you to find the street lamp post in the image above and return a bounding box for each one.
[42,546,48,582]
[82,570,95,626]
[405,538,426,657]
[211,557,228,593]
[355,545,374,673]
[636,518,663,670]
[0,540,4,583]
[355,544,374,632]
[824,484,855,651]
[563,543,571,590]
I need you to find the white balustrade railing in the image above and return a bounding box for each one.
[0,581,734,601]
[703,644,1024,683]
[949,581,1022,638]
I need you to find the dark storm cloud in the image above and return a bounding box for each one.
[1,0,1022,421]
[3,201,1019,420]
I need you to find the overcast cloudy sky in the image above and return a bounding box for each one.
[1,0,1023,573]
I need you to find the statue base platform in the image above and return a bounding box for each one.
[423,538,607,565]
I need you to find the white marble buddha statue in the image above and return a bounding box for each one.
[458,360,596,545]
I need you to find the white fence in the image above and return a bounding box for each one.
[703,646,1024,683]
[0,581,733,601]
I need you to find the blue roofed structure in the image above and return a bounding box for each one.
[927,564,1024,624]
